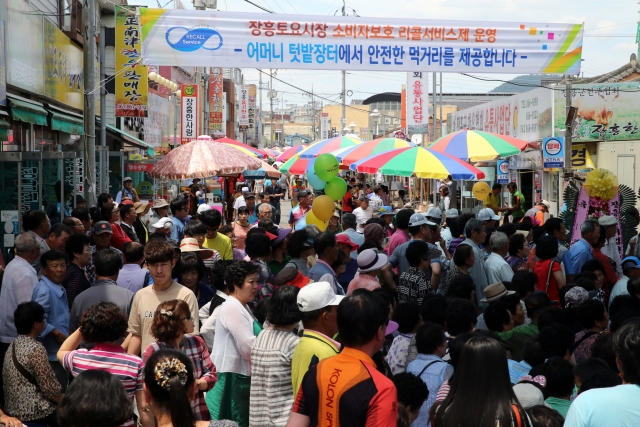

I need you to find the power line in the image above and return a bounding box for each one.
[242,0,274,13]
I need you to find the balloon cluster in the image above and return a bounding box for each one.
[307,154,348,231]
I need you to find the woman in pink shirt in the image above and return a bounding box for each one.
[386,209,413,256]
[347,249,388,295]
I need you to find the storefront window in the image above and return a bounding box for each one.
[42,158,61,220]
[0,162,19,262]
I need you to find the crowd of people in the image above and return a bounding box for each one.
[0,176,638,427]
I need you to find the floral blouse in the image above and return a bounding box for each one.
[2,335,61,421]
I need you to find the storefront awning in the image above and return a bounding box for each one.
[48,110,84,135]
[8,97,48,126]
[106,124,155,157]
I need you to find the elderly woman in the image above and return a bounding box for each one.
[207,261,262,427]
[249,286,301,427]
[61,233,92,309]
[144,299,217,421]
[363,223,387,252]
[132,202,151,245]
[507,233,531,273]
[3,302,64,426]
[57,301,148,427]
[101,202,132,250]
[442,244,475,297]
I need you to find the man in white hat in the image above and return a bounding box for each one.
[148,199,170,233]
[151,217,173,237]
[425,207,442,225]
[291,282,344,395]
[524,200,551,227]
[478,207,501,229]
[599,215,623,277]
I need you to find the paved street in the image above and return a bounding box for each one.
[278,198,292,228]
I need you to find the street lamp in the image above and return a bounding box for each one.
[369,109,380,138]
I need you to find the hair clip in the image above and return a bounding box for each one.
[160,309,173,317]
[154,358,188,391]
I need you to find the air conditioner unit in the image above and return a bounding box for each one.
[205,0,217,8]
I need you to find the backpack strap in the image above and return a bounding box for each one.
[544,261,556,293]
[512,404,522,427]
[12,344,37,386]
[143,271,152,288]
[572,331,598,352]
[417,360,444,378]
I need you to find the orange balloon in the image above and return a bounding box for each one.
[312,195,335,222]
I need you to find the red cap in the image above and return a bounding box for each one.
[336,234,359,251]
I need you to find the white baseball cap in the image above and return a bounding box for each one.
[408,213,435,227]
[152,217,174,230]
[425,207,442,219]
[197,204,212,214]
[478,208,500,222]
[297,282,345,312]
[446,209,459,219]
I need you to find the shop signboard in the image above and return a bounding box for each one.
[44,21,83,110]
[553,82,640,142]
[145,93,171,148]
[321,113,329,139]
[247,84,257,145]
[449,87,553,142]
[181,84,198,143]
[64,158,84,195]
[115,6,148,117]
[140,9,584,75]
[0,21,6,106]
[407,72,428,135]
[496,160,509,184]
[209,67,224,135]
[126,163,154,172]
[6,0,44,95]
[239,85,249,130]
[542,137,564,168]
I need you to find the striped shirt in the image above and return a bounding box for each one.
[249,329,300,427]
[62,343,143,427]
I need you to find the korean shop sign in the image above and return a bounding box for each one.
[116,6,148,117]
[140,9,583,74]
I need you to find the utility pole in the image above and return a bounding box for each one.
[565,76,573,173]
[269,70,275,147]
[99,24,106,194]
[258,69,263,148]
[83,0,96,207]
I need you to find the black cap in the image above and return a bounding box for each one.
[297,189,312,198]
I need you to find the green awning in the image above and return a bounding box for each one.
[49,110,84,134]
[0,128,9,141]
[0,118,10,128]
[106,124,155,157]
[8,97,48,126]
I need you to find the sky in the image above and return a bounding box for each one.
[131,0,640,108]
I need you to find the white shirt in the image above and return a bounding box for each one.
[0,256,39,343]
[485,252,514,284]
[233,195,246,211]
[353,207,372,233]
[609,276,629,309]
[602,236,623,277]
[199,290,229,351]
[211,296,257,375]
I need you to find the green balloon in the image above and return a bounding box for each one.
[314,154,340,182]
[325,177,347,201]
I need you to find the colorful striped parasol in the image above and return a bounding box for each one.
[350,146,486,180]
[333,138,414,166]
[279,155,310,175]
[276,145,307,162]
[428,130,528,161]
[214,137,268,159]
[298,136,362,159]
[149,140,261,179]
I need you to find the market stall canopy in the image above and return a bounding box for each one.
[429,130,528,162]
[298,136,362,159]
[242,159,282,179]
[214,137,268,159]
[279,155,310,175]
[351,146,486,180]
[149,140,261,179]
[276,144,307,162]
[334,138,415,167]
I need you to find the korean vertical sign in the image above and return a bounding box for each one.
[208,67,224,137]
[321,113,329,139]
[239,85,249,130]
[247,84,257,146]
[115,6,148,117]
[406,72,429,136]
[181,84,198,144]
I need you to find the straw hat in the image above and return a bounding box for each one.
[134,202,151,216]
[179,238,214,259]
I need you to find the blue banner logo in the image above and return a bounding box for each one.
[166,27,223,52]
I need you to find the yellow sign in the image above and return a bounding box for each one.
[115,6,148,117]
[571,144,595,170]
[44,20,83,110]
[129,153,142,160]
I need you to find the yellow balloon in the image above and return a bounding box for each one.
[472,181,491,201]
[312,195,335,222]
[306,210,328,231]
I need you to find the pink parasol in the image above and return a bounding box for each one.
[149,140,261,179]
